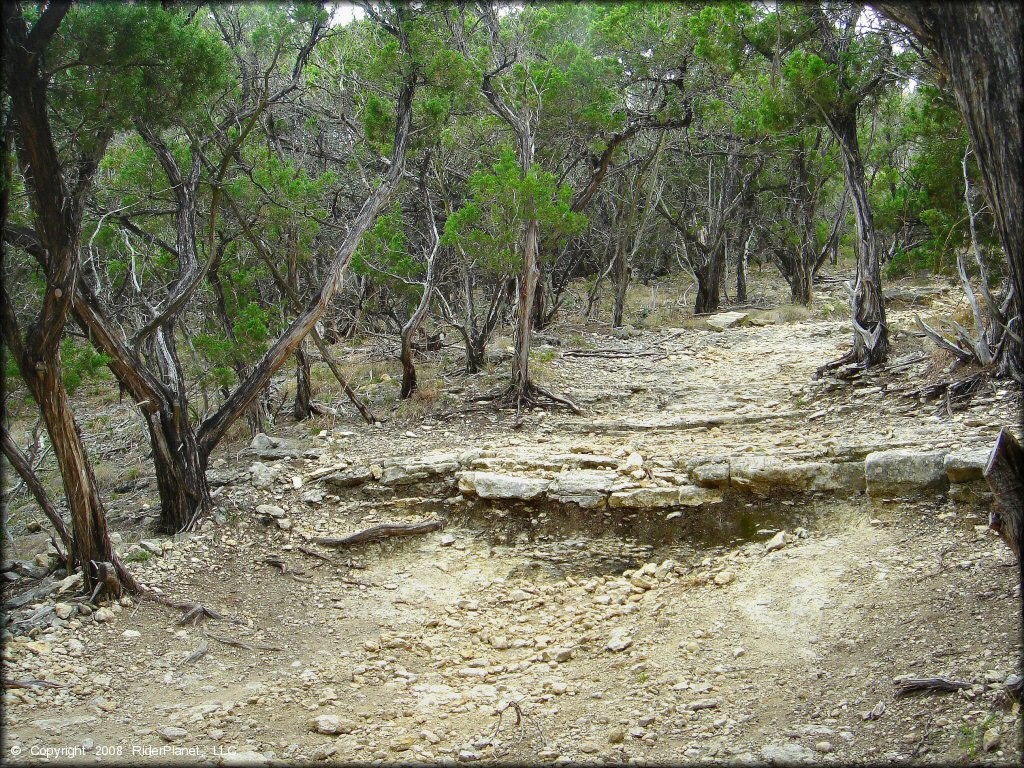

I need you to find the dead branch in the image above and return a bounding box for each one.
[130,579,245,627]
[297,544,339,564]
[911,715,935,757]
[176,604,232,626]
[893,676,972,697]
[313,519,443,548]
[264,556,312,582]
[2,679,66,690]
[182,638,209,666]
[208,634,283,652]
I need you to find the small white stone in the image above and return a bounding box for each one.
[157,726,188,741]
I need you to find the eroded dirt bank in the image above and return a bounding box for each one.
[2,277,1021,766]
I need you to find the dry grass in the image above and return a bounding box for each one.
[392,380,448,423]
[745,304,812,326]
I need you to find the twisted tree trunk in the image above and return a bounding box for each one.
[872,2,1022,381]
[830,107,888,365]
[2,2,129,594]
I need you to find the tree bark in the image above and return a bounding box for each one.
[286,227,314,420]
[791,262,813,306]
[149,324,212,532]
[293,343,313,420]
[1,2,129,594]
[984,428,1023,562]
[510,217,540,399]
[736,232,750,304]
[829,107,888,365]
[131,125,215,531]
[872,2,1022,381]
[611,238,629,328]
[694,244,726,314]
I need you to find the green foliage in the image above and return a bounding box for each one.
[875,85,998,277]
[194,302,272,388]
[442,149,586,275]
[52,4,230,134]
[353,203,420,287]
[60,337,112,395]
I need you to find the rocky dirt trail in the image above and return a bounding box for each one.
[2,277,1021,766]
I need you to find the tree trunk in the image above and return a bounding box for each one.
[510,218,540,398]
[465,335,486,374]
[532,275,550,331]
[873,2,1022,381]
[1,2,129,594]
[694,245,725,314]
[29,359,118,592]
[830,107,888,365]
[400,172,440,400]
[400,334,418,399]
[791,260,813,306]
[149,324,212,533]
[293,342,313,420]
[736,232,750,304]
[611,240,629,328]
[197,72,416,456]
[147,404,211,535]
[985,428,1023,562]
[286,225,314,420]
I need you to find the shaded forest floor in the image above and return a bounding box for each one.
[3,270,1022,765]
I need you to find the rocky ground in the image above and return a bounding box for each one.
[2,273,1021,766]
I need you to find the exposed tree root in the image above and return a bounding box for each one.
[814,349,861,379]
[470,381,582,425]
[128,584,244,627]
[902,370,993,411]
[175,603,234,626]
[207,633,283,652]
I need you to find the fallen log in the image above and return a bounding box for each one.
[313,519,443,548]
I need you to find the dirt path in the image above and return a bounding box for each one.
[2,276,1021,766]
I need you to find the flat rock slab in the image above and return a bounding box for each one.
[381,454,460,486]
[943,447,991,484]
[548,469,622,508]
[865,449,948,498]
[705,311,749,330]
[323,465,373,489]
[457,472,550,500]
